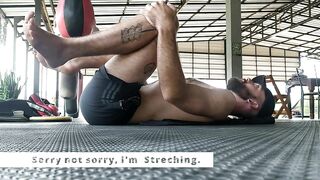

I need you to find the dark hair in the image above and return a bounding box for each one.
[252,75,275,117]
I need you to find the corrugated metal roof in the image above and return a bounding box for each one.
[1,0,320,56]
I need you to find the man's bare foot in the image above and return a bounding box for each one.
[34,50,80,74]
[34,50,50,68]
[24,11,71,68]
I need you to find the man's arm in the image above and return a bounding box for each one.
[157,26,185,102]
[144,2,235,119]
[157,28,235,118]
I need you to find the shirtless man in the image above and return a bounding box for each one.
[24,1,275,125]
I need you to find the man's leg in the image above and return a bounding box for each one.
[57,55,113,74]
[35,51,113,74]
[79,38,157,124]
[24,12,157,68]
[104,39,157,84]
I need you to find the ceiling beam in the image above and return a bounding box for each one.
[0,8,5,18]
[0,8,13,26]
[0,1,294,8]
[244,12,320,47]
[177,0,190,12]
[242,0,302,33]
[243,0,320,47]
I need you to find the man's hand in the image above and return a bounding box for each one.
[141,0,179,32]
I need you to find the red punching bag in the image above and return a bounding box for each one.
[56,0,95,37]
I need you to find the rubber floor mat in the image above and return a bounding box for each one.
[0,120,319,179]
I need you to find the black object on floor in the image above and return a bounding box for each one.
[0,100,38,118]
[141,116,275,125]
[0,119,319,179]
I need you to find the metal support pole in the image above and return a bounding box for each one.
[56,72,59,107]
[290,8,293,25]
[208,41,210,79]
[269,47,272,75]
[192,42,194,77]
[25,41,29,99]
[262,22,264,39]
[275,15,278,33]
[308,0,311,17]
[34,0,41,95]
[225,0,242,79]
[49,0,56,15]
[13,17,17,72]
[13,17,23,72]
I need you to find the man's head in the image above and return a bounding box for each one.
[227,75,275,118]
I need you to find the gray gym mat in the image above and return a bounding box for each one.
[0,119,319,180]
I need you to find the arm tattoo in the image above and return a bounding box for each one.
[144,63,156,76]
[121,23,156,43]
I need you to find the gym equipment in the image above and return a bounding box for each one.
[56,0,95,37]
[56,0,95,117]
[29,116,72,122]
[59,72,79,117]
[29,94,59,116]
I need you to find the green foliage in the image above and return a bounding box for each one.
[0,71,22,100]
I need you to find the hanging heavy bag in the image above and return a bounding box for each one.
[56,0,95,37]
[56,0,95,117]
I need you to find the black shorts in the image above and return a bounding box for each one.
[80,66,143,125]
